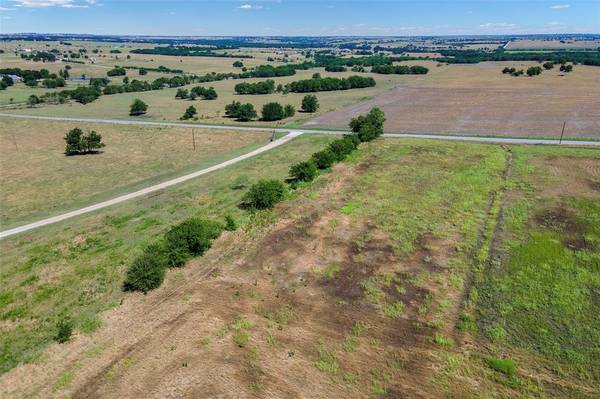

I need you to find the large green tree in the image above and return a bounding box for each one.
[130,99,148,116]
[301,94,319,112]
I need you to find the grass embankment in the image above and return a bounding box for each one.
[0,134,333,375]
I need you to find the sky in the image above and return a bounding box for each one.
[0,0,598,36]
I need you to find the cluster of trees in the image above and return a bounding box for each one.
[286,75,375,93]
[101,75,191,95]
[175,86,218,100]
[371,65,429,74]
[42,77,66,88]
[349,107,386,142]
[63,127,105,155]
[560,64,574,73]
[0,67,50,81]
[502,67,524,77]
[20,51,56,62]
[314,54,392,67]
[234,79,275,95]
[225,101,257,121]
[233,61,244,68]
[261,102,295,121]
[106,67,127,76]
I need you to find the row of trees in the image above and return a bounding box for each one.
[225,94,319,121]
[175,86,218,100]
[107,66,127,77]
[285,75,376,93]
[122,107,386,293]
[371,65,429,75]
[234,79,275,95]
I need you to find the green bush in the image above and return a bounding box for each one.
[289,160,318,183]
[358,123,381,142]
[261,102,285,121]
[243,179,287,210]
[328,138,356,161]
[224,214,237,231]
[123,244,167,293]
[485,357,517,377]
[311,149,336,169]
[164,218,223,267]
[54,318,73,343]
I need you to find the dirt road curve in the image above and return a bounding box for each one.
[0,113,598,239]
[0,131,303,239]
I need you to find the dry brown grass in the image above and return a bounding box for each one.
[0,117,269,227]
[306,61,600,138]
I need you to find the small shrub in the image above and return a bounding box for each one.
[233,330,250,347]
[224,215,237,231]
[433,333,454,348]
[123,243,167,292]
[315,348,339,376]
[243,179,287,210]
[311,149,336,169]
[485,357,517,377]
[164,218,223,267]
[54,318,73,343]
[289,160,318,183]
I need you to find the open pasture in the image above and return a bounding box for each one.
[0,118,271,227]
[306,61,600,138]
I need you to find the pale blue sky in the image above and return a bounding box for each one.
[0,0,598,36]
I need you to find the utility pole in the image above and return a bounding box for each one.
[270,130,275,142]
[192,129,196,151]
[559,121,566,145]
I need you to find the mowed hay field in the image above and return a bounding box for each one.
[306,61,600,138]
[0,134,334,378]
[1,138,598,398]
[0,118,271,228]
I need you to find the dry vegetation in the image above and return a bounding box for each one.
[0,118,270,227]
[306,61,600,138]
[2,138,598,398]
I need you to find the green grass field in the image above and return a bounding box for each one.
[0,133,334,375]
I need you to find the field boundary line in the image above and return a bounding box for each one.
[0,131,303,239]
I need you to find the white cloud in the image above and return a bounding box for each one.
[550,4,570,9]
[479,22,516,29]
[238,4,262,9]
[11,0,91,7]
[0,6,16,10]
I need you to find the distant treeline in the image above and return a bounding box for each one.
[286,75,375,93]
[130,46,254,58]
[121,65,184,74]
[371,65,429,74]
[436,49,600,66]
[20,51,56,62]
